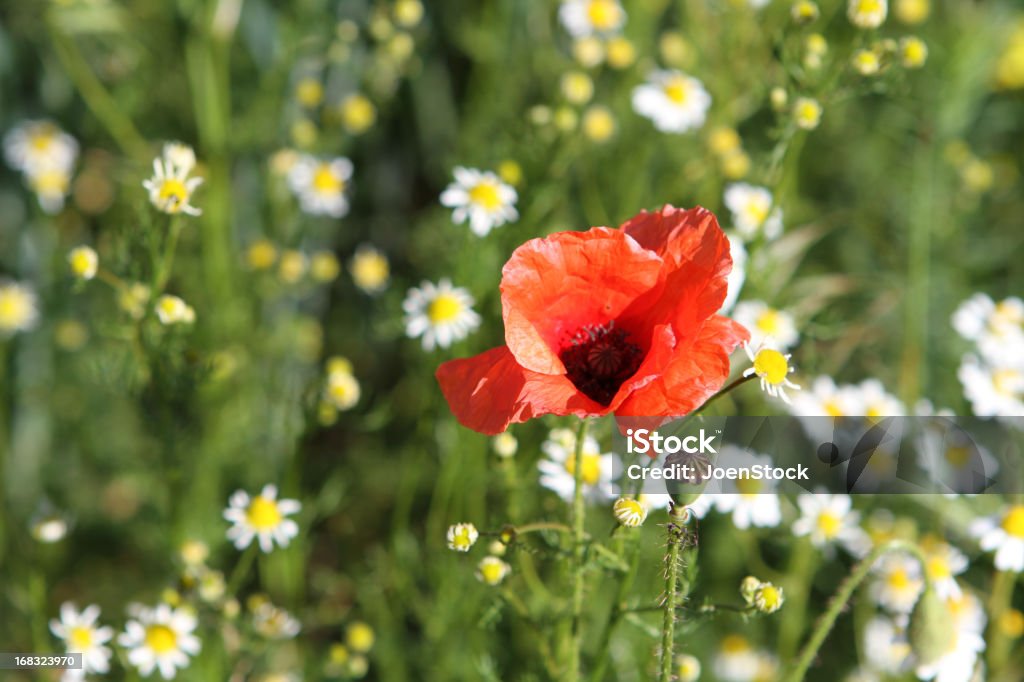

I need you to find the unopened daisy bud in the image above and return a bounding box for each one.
[770,87,789,111]
[708,126,740,156]
[279,249,307,284]
[740,575,762,604]
[909,586,955,666]
[899,36,928,68]
[753,582,785,613]
[492,432,518,458]
[606,36,636,69]
[179,539,209,567]
[572,36,605,68]
[446,522,478,552]
[499,525,516,546]
[553,106,578,132]
[198,569,226,602]
[659,32,692,68]
[561,71,594,105]
[613,497,648,527]
[295,77,324,108]
[348,655,369,678]
[529,105,552,126]
[393,0,424,27]
[476,556,511,585]
[676,654,701,682]
[386,32,415,63]
[791,1,820,23]
[340,94,377,135]
[498,160,523,186]
[852,49,881,76]
[488,540,507,556]
[999,609,1024,638]
[290,119,318,148]
[222,598,240,619]
[118,282,150,320]
[721,150,751,179]
[793,97,823,130]
[329,643,350,666]
[310,250,341,282]
[350,245,389,294]
[68,246,98,280]
[806,33,828,58]
[582,106,616,143]
[895,0,929,24]
[247,239,278,270]
[325,370,360,411]
[848,0,888,29]
[161,588,181,607]
[345,621,375,653]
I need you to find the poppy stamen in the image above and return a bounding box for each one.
[560,321,643,405]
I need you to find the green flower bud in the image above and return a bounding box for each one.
[909,586,955,666]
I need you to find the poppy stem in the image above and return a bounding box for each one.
[659,504,690,682]
[566,418,590,682]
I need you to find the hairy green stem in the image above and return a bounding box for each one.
[226,543,258,596]
[783,540,930,682]
[566,418,590,682]
[589,533,640,682]
[659,504,689,682]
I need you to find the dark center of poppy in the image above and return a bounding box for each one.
[559,321,643,406]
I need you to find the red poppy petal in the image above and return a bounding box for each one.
[614,315,749,420]
[501,227,664,375]
[436,346,609,435]
[620,205,734,343]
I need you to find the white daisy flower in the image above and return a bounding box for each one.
[253,602,301,639]
[743,341,801,404]
[921,539,969,600]
[402,279,480,350]
[856,379,906,418]
[49,602,114,681]
[3,120,78,174]
[0,280,39,335]
[699,447,782,529]
[788,376,865,418]
[558,0,626,38]
[870,552,924,615]
[718,235,748,313]
[952,294,1024,364]
[915,591,987,682]
[118,604,201,680]
[223,484,302,553]
[724,183,783,241]
[155,295,196,325]
[349,244,390,294]
[863,616,912,675]
[969,504,1024,572]
[676,653,701,682]
[537,427,618,503]
[733,301,799,351]
[713,634,761,682]
[446,522,479,552]
[791,493,866,550]
[439,167,518,237]
[324,361,361,411]
[286,154,353,218]
[613,497,648,527]
[915,423,1000,496]
[847,0,887,29]
[631,70,711,134]
[957,355,1024,419]
[162,142,197,176]
[476,556,512,585]
[27,163,74,214]
[68,246,99,281]
[143,144,203,215]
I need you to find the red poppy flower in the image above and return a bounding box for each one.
[436,205,749,435]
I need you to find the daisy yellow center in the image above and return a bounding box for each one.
[352,254,388,288]
[816,510,842,538]
[565,452,603,486]
[479,560,506,584]
[247,496,283,530]
[993,301,1023,325]
[992,369,1020,396]
[30,132,54,151]
[427,294,464,324]
[69,626,94,650]
[736,477,762,496]
[158,179,188,207]
[855,0,882,13]
[31,169,68,193]
[753,349,789,385]
[586,0,619,30]
[944,446,970,468]
[158,298,182,317]
[468,181,502,210]
[721,634,750,653]
[887,568,912,590]
[144,624,178,654]
[1001,506,1024,538]
[758,585,782,609]
[0,293,31,326]
[71,252,93,274]
[451,528,474,550]
[663,78,690,104]
[744,200,770,226]
[797,102,819,123]
[312,165,343,194]
[927,556,951,580]
[824,399,845,417]
[755,309,783,335]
